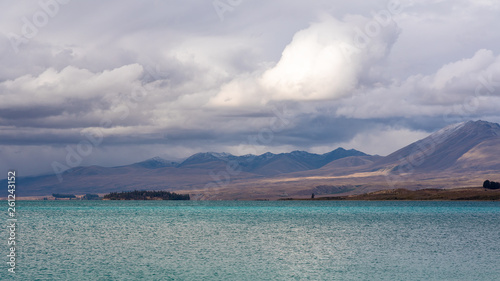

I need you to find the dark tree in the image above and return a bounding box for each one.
[52,193,76,199]
[483,180,491,189]
[83,194,100,200]
[103,190,190,200]
[311,193,315,199]
[492,181,500,190]
[483,180,500,190]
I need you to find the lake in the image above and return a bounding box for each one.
[9,201,500,280]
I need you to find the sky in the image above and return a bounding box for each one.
[1,0,500,176]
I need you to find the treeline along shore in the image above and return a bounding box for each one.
[103,190,190,200]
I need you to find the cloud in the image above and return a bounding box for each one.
[260,16,361,101]
[0,64,149,127]
[336,49,500,119]
[1,64,143,107]
[209,14,401,106]
[263,13,401,101]
[332,126,430,156]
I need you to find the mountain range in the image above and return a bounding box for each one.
[4,120,500,199]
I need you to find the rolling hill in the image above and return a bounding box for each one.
[371,120,500,173]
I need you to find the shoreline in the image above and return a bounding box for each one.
[281,187,500,201]
[2,187,500,201]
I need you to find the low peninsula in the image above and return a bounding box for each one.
[103,190,190,200]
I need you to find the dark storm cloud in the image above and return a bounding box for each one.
[0,129,81,145]
[0,106,64,120]
[277,116,374,146]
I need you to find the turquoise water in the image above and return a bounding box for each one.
[5,201,500,280]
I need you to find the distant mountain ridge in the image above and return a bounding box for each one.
[4,147,368,196]
[4,120,500,199]
[130,156,179,169]
[139,147,368,175]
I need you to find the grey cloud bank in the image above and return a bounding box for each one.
[1,0,500,176]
